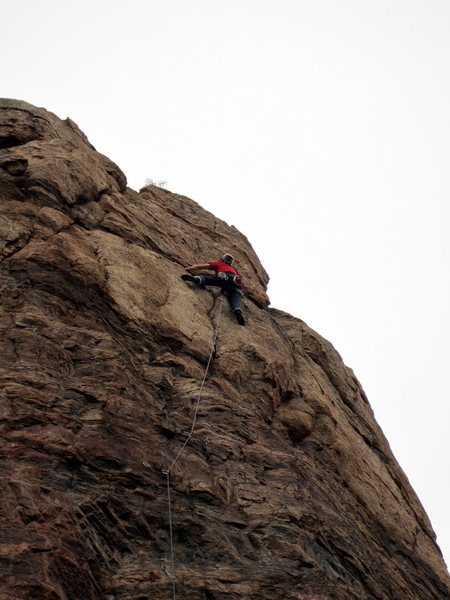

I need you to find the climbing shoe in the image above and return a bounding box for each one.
[181,274,200,283]
[234,308,245,326]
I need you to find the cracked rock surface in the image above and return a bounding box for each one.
[0,99,449,599]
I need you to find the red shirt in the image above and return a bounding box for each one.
[209,261,237,275]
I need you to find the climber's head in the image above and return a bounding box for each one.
[221,253,234,266]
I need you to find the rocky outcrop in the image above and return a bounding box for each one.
[0,99,448,600]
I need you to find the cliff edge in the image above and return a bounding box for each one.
[0,99,448,600]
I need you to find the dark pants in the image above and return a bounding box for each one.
[197,274,243,311]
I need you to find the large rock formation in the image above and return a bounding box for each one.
[0,99,448,600]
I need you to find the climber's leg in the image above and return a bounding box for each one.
[226,288,245,325]
[181,274,222,288]
[197,274,223,288]
[226,287,242,311]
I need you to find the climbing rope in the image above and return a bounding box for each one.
[161,294,224,599]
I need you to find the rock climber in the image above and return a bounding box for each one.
[181,253,245,325]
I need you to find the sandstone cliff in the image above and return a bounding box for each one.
[0,99,448,600]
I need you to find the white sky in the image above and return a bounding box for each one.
[2,0,449,567]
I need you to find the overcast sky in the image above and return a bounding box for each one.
[3,0,449,566]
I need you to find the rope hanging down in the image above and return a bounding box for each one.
[161,294,224,599]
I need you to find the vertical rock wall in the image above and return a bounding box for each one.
[0,100,448,599]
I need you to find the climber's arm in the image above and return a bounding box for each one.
[185,263,211,273]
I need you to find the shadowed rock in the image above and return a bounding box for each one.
[0,99,448,600]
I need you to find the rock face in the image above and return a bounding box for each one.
[0,99,448,600]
